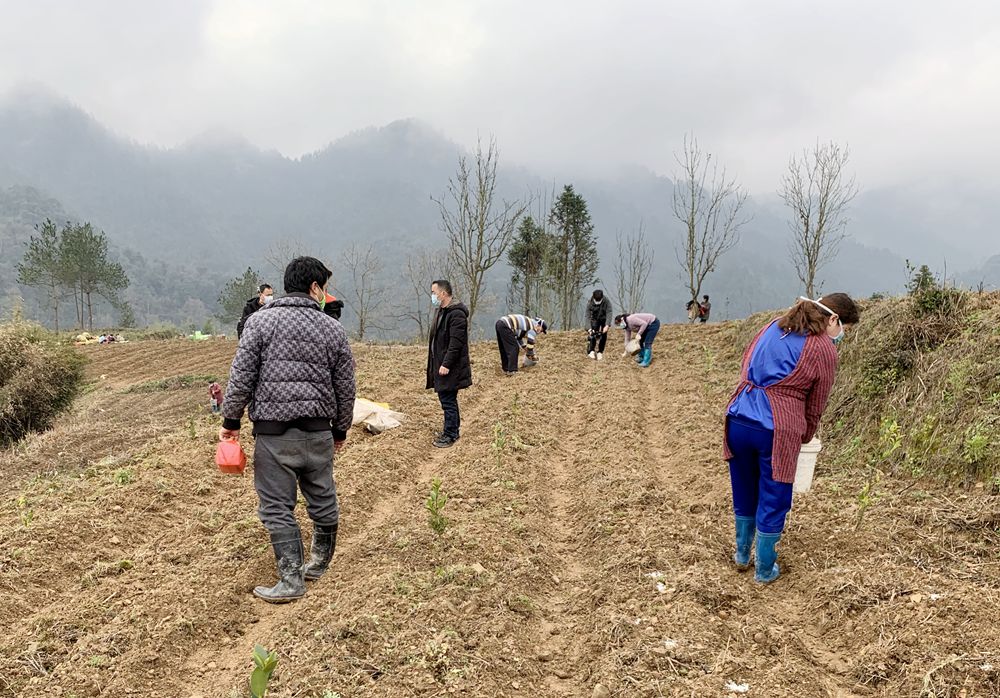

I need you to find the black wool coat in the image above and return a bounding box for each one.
[426,302,473,392]
[237,297,262,338]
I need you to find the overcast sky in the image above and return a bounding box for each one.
[1,0,998,190]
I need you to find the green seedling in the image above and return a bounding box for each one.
[249,644,278,698]
[16,495,34,527]
[491,422,507,468]
[426,478,449,536]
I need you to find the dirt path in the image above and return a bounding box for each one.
[2,329,999,697]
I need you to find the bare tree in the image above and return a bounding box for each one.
[263,236,307,284]
[614,222,654,313]
[432,135,527,322]
[672,135,750,318]
[399,246,447,341]
[780,141,859,298]
[338,243,388,341]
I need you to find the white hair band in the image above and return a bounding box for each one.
[797,296,838,317]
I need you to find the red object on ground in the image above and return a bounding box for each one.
[215,439,247,474]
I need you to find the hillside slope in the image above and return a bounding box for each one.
[1,324,998,697]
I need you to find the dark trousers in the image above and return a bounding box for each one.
[641,318,661,349]
[726,417,792,534]
[495,320,520,372]
[437,389,460,439]
[587,325,608,353]
[253,429,339,532]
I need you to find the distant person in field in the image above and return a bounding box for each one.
[495,314,547,374]
[585,289,612,360]
[723,293,859,584]
[699,295,712,323]
[220,257,356,603]
[616,311,660,368]
[425,280,472,449]
[208,381,223,413]
[237,283,274,338]
[322,292,345,321]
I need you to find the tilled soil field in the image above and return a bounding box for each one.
[1,326,998,697]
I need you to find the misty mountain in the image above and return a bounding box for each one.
[1,92,980,334]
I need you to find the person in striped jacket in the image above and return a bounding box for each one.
[495,314,547,374]
[723,293,860,583]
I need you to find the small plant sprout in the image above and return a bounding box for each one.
[426,478,449,536]
[16,495,34,528]
[249,644,278,698]
[491,421,507,468]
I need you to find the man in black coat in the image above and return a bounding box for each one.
[237,283,273,338]
[426,279,472,448]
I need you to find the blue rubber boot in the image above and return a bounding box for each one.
[734,516,755,570]
[639,347,652,368]
[754,531,781,583]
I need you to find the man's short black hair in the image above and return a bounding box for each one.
[284,256,332,294]
[431,279,453,295]
[703,294,709,300]
[258,283,273,294]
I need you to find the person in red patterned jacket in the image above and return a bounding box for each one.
[723,293,860,583]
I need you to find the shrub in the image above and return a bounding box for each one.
[0,321,85,446]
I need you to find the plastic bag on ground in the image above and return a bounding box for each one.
[352,398,405,434]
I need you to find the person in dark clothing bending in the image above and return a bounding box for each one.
[237,284,273,338]
[221,257,355,603]
[426,280,472,449]
[585,289,612,360]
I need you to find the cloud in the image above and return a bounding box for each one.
[0,0,997,190]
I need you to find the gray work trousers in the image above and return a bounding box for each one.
[253,429,339,532]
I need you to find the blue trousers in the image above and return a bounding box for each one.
[726,417,792,534]
[640,318,660,349]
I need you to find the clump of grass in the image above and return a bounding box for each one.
[112,468,135,486]
[0,321,86,446]
[813,278,1000,484]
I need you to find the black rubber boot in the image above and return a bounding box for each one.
[303,523,338,581]
[253,527,306,603]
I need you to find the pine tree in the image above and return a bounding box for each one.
[507,216,552,314]
[59,223,130,330]
[16,219,64,330]
[547,185,600,329]
[218,267,264,323]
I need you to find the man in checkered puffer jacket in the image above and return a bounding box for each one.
[221,256,356,604]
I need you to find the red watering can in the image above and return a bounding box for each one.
[215,438,247,474]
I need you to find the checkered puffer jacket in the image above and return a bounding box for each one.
[222,294,356,438]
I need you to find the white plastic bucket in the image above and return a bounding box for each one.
[794,438,822,493]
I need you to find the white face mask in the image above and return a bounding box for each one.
[262,295,274,304]
[617,321,626,329]
[431,292,441,307]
